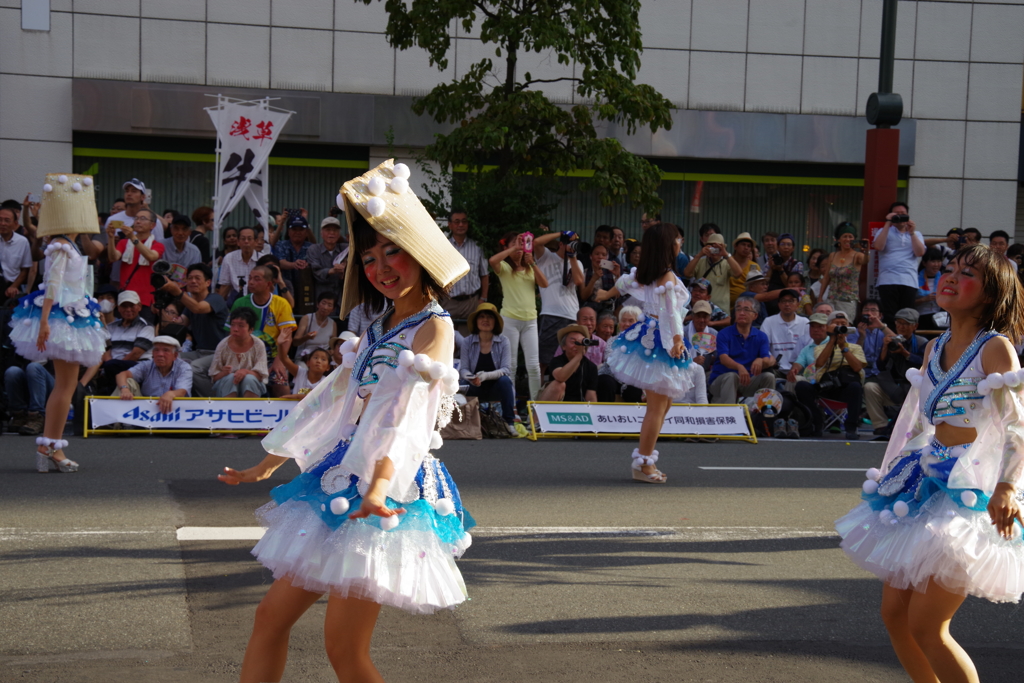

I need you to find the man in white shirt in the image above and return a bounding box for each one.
[90,179,163,286]
[759,289,810,376]
[533,231,584,371]
[440,210,489,332]
[0,205,32,299]
[217,226,260,301]
[872,201,926,328]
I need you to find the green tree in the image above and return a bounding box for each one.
[363,0,673,246]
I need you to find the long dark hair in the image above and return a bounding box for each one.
[351,212,448,312]
[635,223,678,286]
[948,245,1024,342]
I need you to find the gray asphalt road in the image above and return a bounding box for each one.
[2,434,1023,682]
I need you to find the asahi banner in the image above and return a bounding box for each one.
[529,401,754,440]
[87,397,298,434]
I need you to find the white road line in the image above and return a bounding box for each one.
[699,466,867,471]
[173,525,837,541]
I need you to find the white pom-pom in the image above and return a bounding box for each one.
[429,362,446,380]
[442,379,459,396]
[398,349,415,367]
[629,281,639,289]
[66,315,74,323]
[392,163,411,179]
[960,490,978,508]
[389,177,409,195]
[339,339,356,355]
[654,285,666,295]
[366,197,386,217]
[866,467,881,481]
[342,352,356,368]
[978,380,991,396]
[879,509,895,524]
[413,354,431,373]
[71,182,82,193]
[445,367,460,384]
[380,514,400,531]
[330,497,350,515]
[430,430,443,450]
[1006,370,1023,388]
[341,423,357,439]
[83,177,93,187]
[434,498,455,516]
[57,175,68,184]
[367,177,386,196]
[862,480,879,495]
[988,373,1005,390]
[43,183,53,193]
[893,500,910,518]
[21,319,30,326]
[336,193,345,211]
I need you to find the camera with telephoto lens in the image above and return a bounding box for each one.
[891,214,910,223]
[771,252,785,265]
[149,259,173,292]
[888,334,906,352]
[575,338,599,347]
[832,324,849,336]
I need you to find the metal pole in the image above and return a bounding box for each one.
[878,0,898,94]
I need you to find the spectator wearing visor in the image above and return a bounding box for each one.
[865,307,927,439]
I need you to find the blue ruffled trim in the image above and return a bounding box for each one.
[864,450,988,518]
[609,319,690,368]
[269,439,475,543]
[11,290,105,330]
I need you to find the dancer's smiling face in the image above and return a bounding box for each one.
[360,232,423,300]
[937,254,988,313]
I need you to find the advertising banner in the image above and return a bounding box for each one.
[86,397,299,435]
[527,401,756,442]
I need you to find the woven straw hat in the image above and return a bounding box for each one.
[339,159,469,317]
[37,173,100,236]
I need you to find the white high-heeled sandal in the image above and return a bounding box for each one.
[36,437,78,473]
[631,449,666,484]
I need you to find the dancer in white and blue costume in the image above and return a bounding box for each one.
[836,245,1024,682]
[219,160,472,683]
[593,224,694,483]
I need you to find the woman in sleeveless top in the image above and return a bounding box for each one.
[817,222,865,321]
[294,291,338,357]
[219,161,473,683]
[835,245,1024,682]
[593,224,693,484]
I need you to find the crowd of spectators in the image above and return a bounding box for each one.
[0,181,1019,442]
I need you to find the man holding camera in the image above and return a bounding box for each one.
[872,201,926,328]
[683,233,743,313]
[158,263,229,396]
[160,215,202,282]
[538,325,598,402]
[793,311,866,440]
[865,308,927,439]
[107,208,164,309]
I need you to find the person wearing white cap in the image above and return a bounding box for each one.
[113,335,192,413]
[218,160,474,681]
[9,174,107,473]
[305,216,347,304]
[102,290,156,378]
[91,178,163,285]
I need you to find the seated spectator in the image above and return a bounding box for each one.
[306,217,346,305]
[766,233,805,293]
[273,214,314,292]
[100,291,155,387]
[161,215,203,282]
[160,263,229,396]
[618,305,642,331]
[106,208,165,308]
[741,271,773,326]
[229,265,296,397]
[847,299,891,379]
[553,306,605,367]
[4,362,54,435]
[787,312,830,391]
[686,300,718,370]
[255,255,296,309]
[217,226,239,263]
[114,335,192,414]
[209,309,269,398]
[865,308,927,438]
[217,226,259,301]
[675,361,709,404]
[0,204,32,300]
[708,297,776,403]
[916,249,944,329]
[281,347,331,399]
[924,227,963,265]
[329,335,346,367]
[154,300,189,347]
[460,303,522,437]
[760,289,811,377]
[538,325,598,402]
[95,284,119,326]
[989,230,1010,258]
[294,292,338,358]
[687,278,731,330]
[188,206,213,263]
[793,311,865,439]
[254,226,273,256]
[595,311,617,342]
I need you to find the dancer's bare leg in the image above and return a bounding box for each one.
[323,595,384,683]
[881,583,939,683]
[39,359,79,461]
[908,579,977,683]
[239,577,323,683]
[638,391,671,475]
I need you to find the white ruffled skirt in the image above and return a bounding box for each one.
[9,291,107,366]
[605,317,694,397]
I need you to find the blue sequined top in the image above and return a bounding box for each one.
[922,330,1000,427]
[352,301,449,396]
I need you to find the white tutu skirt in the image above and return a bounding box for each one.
[836,442,1024,603]
[605,317,694,397]
[251,446,473,614]
[9,292,107,366]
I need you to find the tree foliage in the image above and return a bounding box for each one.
[362,0,674,231]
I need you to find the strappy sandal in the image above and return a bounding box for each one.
[36,437,78,473]
[631,449,666,484]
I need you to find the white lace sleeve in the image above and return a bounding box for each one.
[43,242,72,301]
[655,277,690,352]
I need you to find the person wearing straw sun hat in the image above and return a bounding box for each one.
[219,160,474,682]
[728,232,761,308]
[462,302,523,436]
[10,174,107,474]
